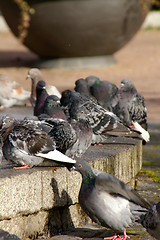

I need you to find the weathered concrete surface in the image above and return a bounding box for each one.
[0,137,142,239]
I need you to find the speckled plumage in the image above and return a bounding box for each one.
[0,115,75,167]
[67,91,140,144]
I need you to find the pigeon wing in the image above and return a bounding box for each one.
[96,172,151,209]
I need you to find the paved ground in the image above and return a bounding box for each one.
[0,29,160,240]
[0,29,160,121]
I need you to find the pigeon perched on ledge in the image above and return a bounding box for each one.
[85,75,118,110]
[26,68,61,107]
[64,91,143,144]
[110,79,150,143]
[43,95,67,120]
[38,113,92,158]
[0,115,76,169]
[74,78,91,97]
[34,80,49,116]
[69,160,152,240]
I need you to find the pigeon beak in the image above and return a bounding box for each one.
[26,74,30,80]
[68,165,76,171]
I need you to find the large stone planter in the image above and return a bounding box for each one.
[0,0,150,58]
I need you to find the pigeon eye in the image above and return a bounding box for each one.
[81,111,84,114]
[78,164,82,168]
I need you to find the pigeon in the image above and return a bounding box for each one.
[0,115,76,168]
[66,91,141,144]
[74,78,91,97]
[0,74,30,109]
[110,79,150,142]
[85,75,118,110]
[0,229,21,240]
[43,95,67,120]
[26,68,61,107]
[70,160,151,239]
[140,201,160,240]
[66,111,93,158]
[34,80,49,116]
[38,113,92,158]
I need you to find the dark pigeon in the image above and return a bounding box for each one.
[67,91,141,144]
[26,68,61,107]
[0,115,76,169]
[141,201,160,240]
[60,89,73,119]
[43,95,67,120]
[74,78,91,97]
[70,160,151,239]
[34,80,49,117]
[110,79,150,143]
[85,75,118,110]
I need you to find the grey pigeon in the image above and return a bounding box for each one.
[110,79,150,142]
[85,75,118,110]
[67,91,141,144]
[0,115,76,168]
[74,78,91,97]
[0,229,21,240]
[70,160,151,239]
[26,68,61,107]
[43,95,67,120]
[141,201,160,240]
[34,80,49,116]
[38,113,92,158]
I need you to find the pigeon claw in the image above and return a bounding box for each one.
[104,233,119,239]
[14,164,32,169]
[104,231,130,240]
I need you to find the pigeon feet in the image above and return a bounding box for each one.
[0,105,4,110]
[104,231,130,240]
[104,233,118,239]
[14,164,32,169]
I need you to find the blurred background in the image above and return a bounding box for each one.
[0,0,160,121]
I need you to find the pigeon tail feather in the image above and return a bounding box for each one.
[36,149,76,164]
[132,121,150,142]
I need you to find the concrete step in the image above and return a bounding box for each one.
[0,137,142,239]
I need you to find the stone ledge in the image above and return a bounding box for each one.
[0,137,142,239]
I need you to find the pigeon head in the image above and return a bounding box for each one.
[60,89,72,107]
[26,68,43,82]
[70,160,94,179]
[0,115,16,130]
[70,105,90,121]
[44,95,60,107]
[36,80,46,90]
[85,75,100,86]
[120,79,137,93]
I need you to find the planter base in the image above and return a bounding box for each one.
[32,55,117,69]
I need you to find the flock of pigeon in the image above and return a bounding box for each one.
[0,68,159,240]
